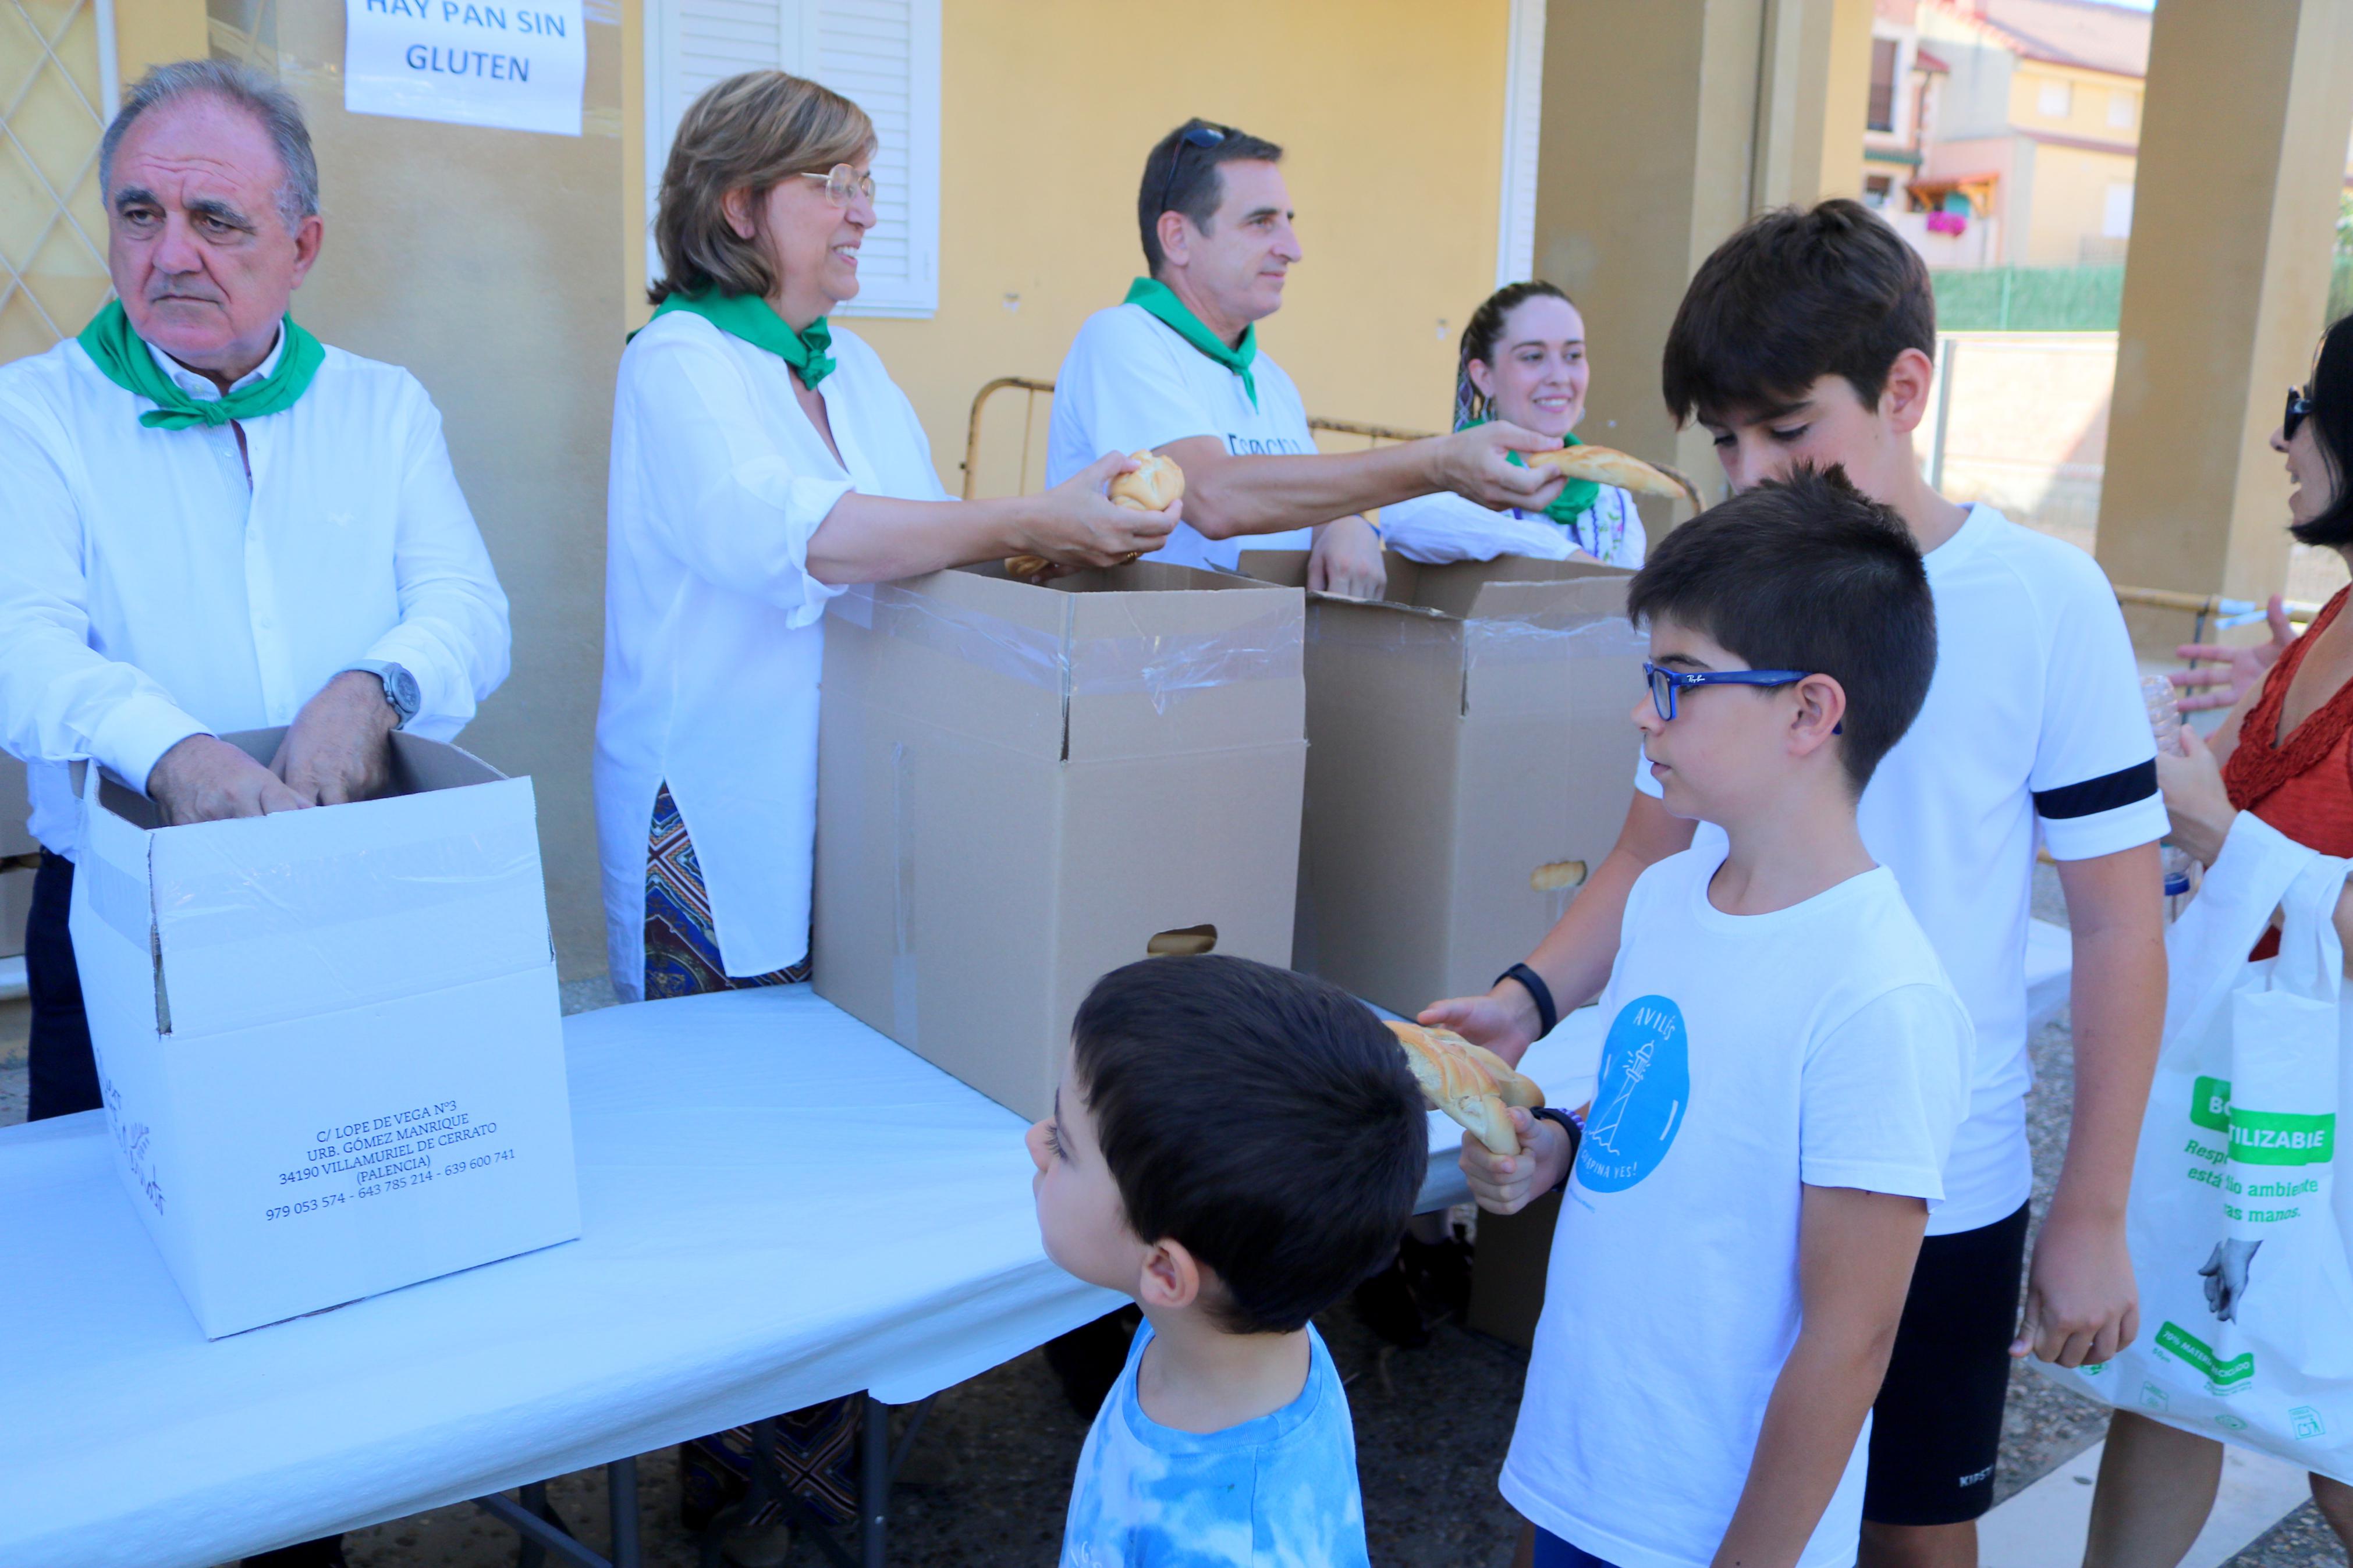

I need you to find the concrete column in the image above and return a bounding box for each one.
[2094,0,2353,650]
[1530,0,1854,522]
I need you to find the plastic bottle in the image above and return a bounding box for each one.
[2142,674,2195,910]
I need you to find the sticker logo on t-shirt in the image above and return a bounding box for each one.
[1578,995,1690,1192]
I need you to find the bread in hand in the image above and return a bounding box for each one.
[1108,450,1184,511]
[1005,451,1184,579]
[1525,443,1704,510]
[1385,1019,1545,1155]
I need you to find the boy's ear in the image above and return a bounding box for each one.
[1789,673,1849,757]
[1136,1236,1205,1312]
[1879,346,1938,436]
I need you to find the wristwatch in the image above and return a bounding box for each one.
[346,660,420,730]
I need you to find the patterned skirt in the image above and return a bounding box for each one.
[645,783,857,1529]
[644,782,810,996]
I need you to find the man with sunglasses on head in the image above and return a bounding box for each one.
[1044,118,1565,599]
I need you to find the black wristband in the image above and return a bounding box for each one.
[1495,962,1559,1039]
[1531,1107,1584,1194]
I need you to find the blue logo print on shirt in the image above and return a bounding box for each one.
[1578,995,1690,1192]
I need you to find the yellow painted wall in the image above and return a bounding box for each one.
[112,0,210,83]
[622,0,1512,483]
[2007,59,2138,147]
[2023,140,2137,266]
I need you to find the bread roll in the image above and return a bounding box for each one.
[1108,450,1184,511]
[1526,443,1705,510]
[1384,1019,1545,1156]
[1005,451,1184,579]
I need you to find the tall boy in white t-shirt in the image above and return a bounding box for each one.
[1427,201,2166,1568]
[1464,467,1970,1568]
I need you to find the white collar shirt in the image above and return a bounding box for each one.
[594,312,950,1000]
[0,329,513,859]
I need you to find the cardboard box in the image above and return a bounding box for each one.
[1236,552,1646,1018]
[0,864,29,960]
[68,730,580,1338]
[1468,1188,1561,1349]
[815,563,1307,1121]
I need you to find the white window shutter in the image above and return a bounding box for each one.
[811,0,940,318]
[1495,0,1545,287]
[643,0,939,318]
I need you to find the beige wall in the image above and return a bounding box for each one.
[2007,59,2137,147]
[623,0,1516,472]
[2022,140,2136,267]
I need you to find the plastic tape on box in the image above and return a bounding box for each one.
[150,819,544,950]
[831,584,1303,716]
[1466,611,1649,671]
[1301,604,1648,667]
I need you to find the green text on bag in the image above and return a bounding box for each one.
[2189,1076,2335,1166]
[2156,1320,2256,1387]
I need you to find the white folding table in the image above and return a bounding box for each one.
[0,986,1129,1568]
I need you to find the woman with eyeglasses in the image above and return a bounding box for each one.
[595,69,1172,1564]
[2079,315,2353,1566]
[1379,281,1648,568]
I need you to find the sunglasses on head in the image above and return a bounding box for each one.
[1155,123,1229,225]
[2287,385,2315,442]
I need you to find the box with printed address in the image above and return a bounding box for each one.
[68,729,579,1338]
[815,562,1307,1121]
[1237,551,1646,1019]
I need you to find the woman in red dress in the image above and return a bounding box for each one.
[2084,315,2353,1565]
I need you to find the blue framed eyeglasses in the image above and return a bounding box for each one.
[1644,661,1814,721]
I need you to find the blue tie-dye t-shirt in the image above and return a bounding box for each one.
[1059,1318,1369,1567]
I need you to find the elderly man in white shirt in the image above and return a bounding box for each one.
[0,58,509,1174]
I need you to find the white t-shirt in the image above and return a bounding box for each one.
[1380,483,1646,568]
[1502,849,1970,1568]
[1045,301,1317,571]
[1633,504,2166,1233]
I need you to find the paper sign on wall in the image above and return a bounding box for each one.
[345,0,585,137]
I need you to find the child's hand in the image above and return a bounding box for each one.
[1460,1108,1573,1215]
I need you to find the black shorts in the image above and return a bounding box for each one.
[1862,1201,2032,1527]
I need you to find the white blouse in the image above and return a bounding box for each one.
[1379,482,1645,569]
[594,311,949,1000]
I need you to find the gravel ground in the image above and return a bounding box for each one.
[8,868,2345,1566]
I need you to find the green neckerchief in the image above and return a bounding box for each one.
[643,287,835,387]
[1124,276,1257,410]
[1463,417,1600,529]
[77,300,324,430]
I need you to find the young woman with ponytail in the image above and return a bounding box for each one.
[1381,282,1647,568]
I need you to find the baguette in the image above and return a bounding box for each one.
[1525,443,1705,510]
[1006,450,1183,579]
[1385,1019,1545,1155]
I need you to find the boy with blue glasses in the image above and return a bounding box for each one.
[1463,467,1971,1568]
[1429,201,2164,1565]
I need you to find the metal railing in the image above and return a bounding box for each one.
[960,375,1435,500]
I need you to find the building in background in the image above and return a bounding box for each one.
[1864,0,2148,269]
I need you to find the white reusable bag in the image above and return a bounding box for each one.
[2047,813,2353,1480]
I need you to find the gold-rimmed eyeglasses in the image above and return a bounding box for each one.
[794,164,878,207]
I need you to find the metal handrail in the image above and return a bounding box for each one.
[960,375,1438,500]
[2113,586,2323,642]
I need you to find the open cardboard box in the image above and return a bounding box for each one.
[69,729,579,1337]
[1236,550,1646,1018]
[815,561,1307,1120]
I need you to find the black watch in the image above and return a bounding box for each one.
[347,660,420,730]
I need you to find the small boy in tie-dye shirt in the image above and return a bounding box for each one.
[1026,956,1429,1567]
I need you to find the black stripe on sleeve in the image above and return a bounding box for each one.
[2033,759,2159,820]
